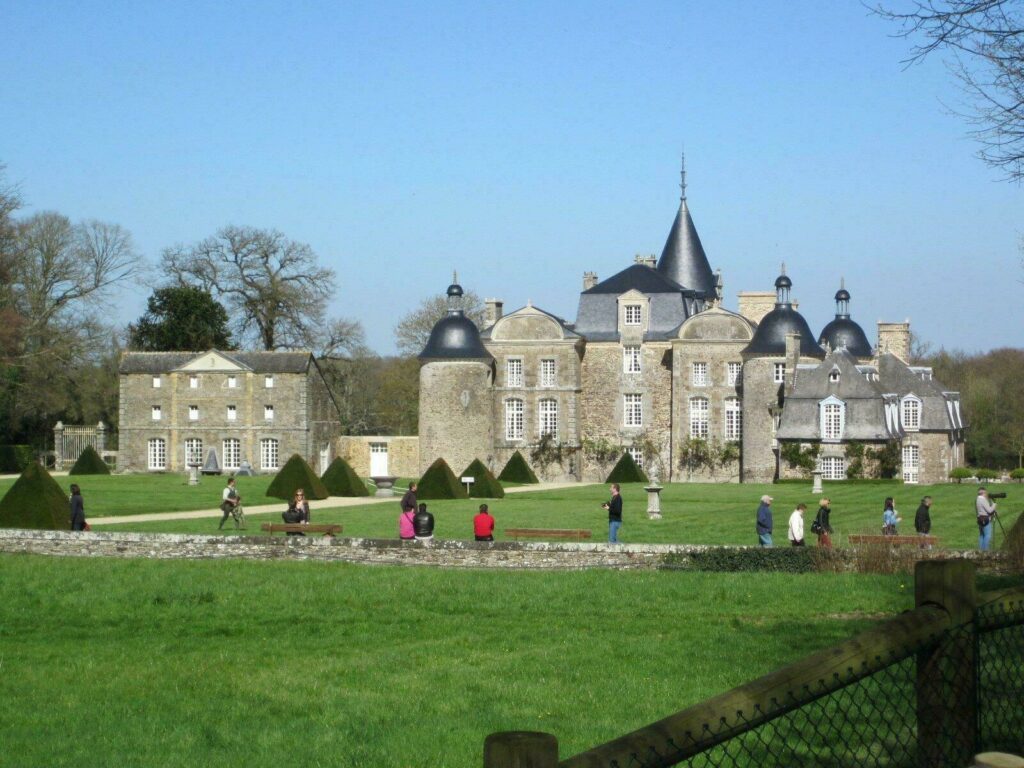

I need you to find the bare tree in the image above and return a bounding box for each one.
[875,0,1024,180]
[161,226,345,351]
[394,289,486,356]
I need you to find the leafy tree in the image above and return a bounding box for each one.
[128,286,232,351]
[394,289,486,357]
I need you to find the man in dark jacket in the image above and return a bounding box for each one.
[414,502,434,541]
[914,496,933,548]
[756,494,774,547]
[602,484,623,543]
[400,482,417,517]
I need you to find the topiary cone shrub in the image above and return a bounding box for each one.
[460,458,505,498]
[497,451,539,484]
[605,452,648,484]
[320,457,369,497]
[69,445,111,476]
[416,458,469,500]
[0,462,70,530]
[265,454,329,500]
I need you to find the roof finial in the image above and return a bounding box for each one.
[452,269,458,284]
[840,276,845,290]
[680,149,687,202]
[780,261,786,275]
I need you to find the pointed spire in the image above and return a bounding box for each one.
[656,159,716,298]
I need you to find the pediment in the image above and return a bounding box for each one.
[491,306,566,341]
[677,307,755,341]
[175,351,251,372]
[617,288,648,302]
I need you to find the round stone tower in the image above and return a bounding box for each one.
[417,276,495,474]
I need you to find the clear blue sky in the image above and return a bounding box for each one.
[1,1,1020,354]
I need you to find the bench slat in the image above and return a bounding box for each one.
[260,523,342,536]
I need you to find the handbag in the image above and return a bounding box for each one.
[810,518,824,535]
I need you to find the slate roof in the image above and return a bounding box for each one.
[877,354,965,431]
[744,306,826,357]
[419,312,493,360]
[819,316,873,358]
[582,264,693,295]
[119,350,313,374]
[656,198,717,297]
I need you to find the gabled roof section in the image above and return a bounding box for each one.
[119,350,313,375]
[481,303,581,341]
[582,263,692,296]
[656,198,716,297]
[176,350,251,372]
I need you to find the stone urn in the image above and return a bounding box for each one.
[371,475,399,497]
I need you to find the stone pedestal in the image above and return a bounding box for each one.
[372,475,398,497]
[812,469,823,494]
[187,463,201,486]
[645,482,663,520]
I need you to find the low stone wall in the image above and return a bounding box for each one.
[0,529,1003,572]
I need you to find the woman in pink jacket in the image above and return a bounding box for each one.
[398,507,416,540]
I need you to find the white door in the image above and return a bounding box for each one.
[320,444,330,473]
[370,443,388,476]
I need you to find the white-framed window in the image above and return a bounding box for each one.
[624,304,642,326]
[223,438,241,471]
[692,362,708,387]
[506,358,523,388]
[829,367,841,383]
[189,405,199,421]
[821,456,846,480]
[727,362,742,387]
[264,405,274,421]
[538,398,558,439]
[264,375,274,389]
[226,405,237,421]
[184,438,203,466]
[189,375,199,389]
[152,375,161,389]
[147,438,166,470]
[689,396,709,438]
[902,444,920,483]
[724,397,742,441]
[260,438,279,471]
[540,359,556,387]
[623,345,641,374]
[774,363,786,384]
[821,397,845,441]
[902,396,921,431]
[227,375,237,389]
[151,405,161,421]
[628,447,644,469]
[624,393,643,427]
[505,398,524,440]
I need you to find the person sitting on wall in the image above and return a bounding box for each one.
[414,502,435,541]
[474,503,495,542]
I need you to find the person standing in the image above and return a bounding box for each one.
[400,482,417,519]
[976,487,997,551]
[414,502,435,541]
[882,497,901,536]
[756,494,773,547]
[813,497,833,548]
[69,484,87,531]
[788,503,806,547]
[602,484,623,543]
[915,496,933,549]
[474,503,495,542]
[219,477,241,530]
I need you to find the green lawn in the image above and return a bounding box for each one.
[0,554,920,767]
[97,479,1022,550]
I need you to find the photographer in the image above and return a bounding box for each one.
[976,487,998,551]
[602,484,623,543]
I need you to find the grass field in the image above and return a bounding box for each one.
[0,554,928,767]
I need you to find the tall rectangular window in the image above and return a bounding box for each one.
[724,397,742,441]
[264,405,274,421]
[902,398,921,430]
[506,359,523,388]
[151,405,161,421]
[692,362,708,386]
[227,375,237,389]
[189,375,199,389]
[147,438,166,470]
[773,363,786,384]
[223,438,241,470]
[540,359,556,387]
[265,375,274,389]
[689,397,709,438]
[505,399,524,440]
[189,405,199,421]
[727,362,742,386]
[538,398,558,439]
[623,346,641,374]
[823,402,844,440]
[152,376,161,389]
[624,394,643,427]
[226,405,237,421]
[184,438,203,466]
[260,438,279,471]
[624,305,641,326]
[902,444,920,483]
[821,456,846,480]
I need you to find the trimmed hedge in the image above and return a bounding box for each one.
[0,462,70,530]
[497,451,539,484]
[976,468,999,480]
[460,459,505,499]
[605,452,649,484]
[661,547,818,573]
[320,457,369,497]
[417,458,468,500]
[69,445,110,476]
[1011,468,1024,481]
[949,467,975,482]
[0,445,33,473]
[265,454,329,500]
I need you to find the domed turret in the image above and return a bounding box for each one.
[419,274,492,360]
[818,279,872,357]
[744,266,825,357]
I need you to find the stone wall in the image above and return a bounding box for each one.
[741,356,784,482]
[418,360,494,475]
[336,436,420,479]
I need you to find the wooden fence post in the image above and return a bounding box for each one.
[916,559,978,768]
[484,731,558,768]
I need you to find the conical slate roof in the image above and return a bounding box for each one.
[656,197,716,298]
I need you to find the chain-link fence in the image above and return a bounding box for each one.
[977,594,1024,756]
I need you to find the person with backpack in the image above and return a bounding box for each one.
[219,477,242,530]
[976,487,997,551]
[811,497,833,548]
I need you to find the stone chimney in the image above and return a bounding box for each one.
[738,291,798,325]
[877,320,911,362]
[785,332,801,392]
[634,254,657,268]
[483,298,504,328]
[583,272,598,291]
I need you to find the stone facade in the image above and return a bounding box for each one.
[418,360,494,475]
[118,350,341,475]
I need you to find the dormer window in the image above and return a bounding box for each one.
[624,305,642,326]
[902,395,921,431]
[820,396,845,441]
[829,367,840,383]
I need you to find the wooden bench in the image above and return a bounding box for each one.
[260,523,343,537]
[849,534,939,547]
[504,528,592,541]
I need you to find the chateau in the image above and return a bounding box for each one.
[417,174,966,484]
